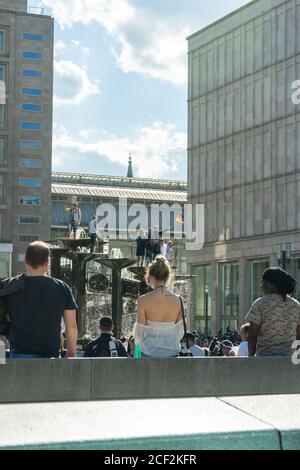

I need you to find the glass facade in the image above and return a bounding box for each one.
[220,262,239,331]
[22,33,43,41]
[19,197,41,206]
[0,252,10,279]
[18,234,40,243]
[20,121,42,130]
[0,138,4,163]
[22,51,43,60]
[0,32,4,51]
[18,216,40,224]
[21,88,42,96]
[19,159,42,168]
[288,257,300,302]
[246,258,269,309]
[22,70,42,78]
[192,264,212,334]
[19,177,41,187]
[0,104,4,127]
[21,103,43,112]
[20,140,42,150]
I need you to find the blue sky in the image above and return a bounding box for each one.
[34,0,250,180]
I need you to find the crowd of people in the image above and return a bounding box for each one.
[135,228,174,267]
[0,241,300,359]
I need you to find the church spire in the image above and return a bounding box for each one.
[127,153,134,178]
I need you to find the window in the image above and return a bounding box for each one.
[17,254,25,263]
[22,70,42,78]
[220,262,239,331]
[20,121,42,130]
[22,51,43,60]
[19,196,41,206]
[0,252,11,279]
[0,32,4,51]
[246,259,269,309]
[19,177,41,187]
[18,234,40,243]
[0,65,4,81]
[0,138,6,165]
[21,103,43,112]
[18,216,40,224]
[0,104,5,127]
[21,88,42,96]
[22,33,43,42]
[19,159,42,168]
[193,265,212,334]
[20,140,42,150]
[0,174,4,202]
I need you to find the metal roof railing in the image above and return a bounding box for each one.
[0,2,45,15]
[28,5,44,15]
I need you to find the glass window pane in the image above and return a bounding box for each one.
[19,177,41,187]
[22,33,43,41]
[18,234,40,242]
[220,262,239,319]
[0,138,4,163]
[0,104,5,127]
[22,70,42,78]
[20,121,42,130]
[22,51,43,60]
[0,253,10,279]
[288,257,300,302]
[0,32,4,51]
[19,159,42,168]
[0,66,3,81]
[246,259,269,309]
[19,197,41,206]
[19,216,40,224]
[21,103,43,112]
[21,88,42,96]
[20,140,42,150]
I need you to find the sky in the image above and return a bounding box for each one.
[33,0,251,180]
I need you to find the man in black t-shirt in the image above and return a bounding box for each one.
[7,241,78,358]
[84,316,128,358]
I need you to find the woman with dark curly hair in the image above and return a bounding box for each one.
[246,267,300,357]
[133,256,184,357]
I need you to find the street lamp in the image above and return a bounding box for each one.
[277,243,292,271]
[204,283,209,336]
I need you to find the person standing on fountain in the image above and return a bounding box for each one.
[65,201,81,239]
[89,215,97,253]
[133,256,184,357]
[135,229,147,266]
[7,241,78,359]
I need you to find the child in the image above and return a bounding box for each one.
[237,323,250,357]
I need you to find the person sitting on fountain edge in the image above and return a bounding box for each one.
[84,316,128,358]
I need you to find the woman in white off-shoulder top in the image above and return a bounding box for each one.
[133,255,184,357]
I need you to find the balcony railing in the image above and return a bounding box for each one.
[0,2,45,15]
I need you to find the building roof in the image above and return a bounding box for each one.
[52,172,187,191]
[52,183,186,203]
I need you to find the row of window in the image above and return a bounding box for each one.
[0,31,43,52]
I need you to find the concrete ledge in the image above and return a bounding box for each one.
[0,357,299,403]
[0,359,91,403]
[0,397,283,450]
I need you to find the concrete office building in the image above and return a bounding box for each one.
[187,0,300,334]
[0,0,53,277]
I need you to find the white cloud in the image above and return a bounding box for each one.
[42,0,189,85]
[52,122,187,178]
[54,59,100,106]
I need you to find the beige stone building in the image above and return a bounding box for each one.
[187,0,300,334]
[0,0,54,277]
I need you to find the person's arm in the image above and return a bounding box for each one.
[248,322,260,357]
[63,309,77,358]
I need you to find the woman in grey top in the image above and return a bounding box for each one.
[246,267,300,357]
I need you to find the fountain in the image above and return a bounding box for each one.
[49,238,108,337]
